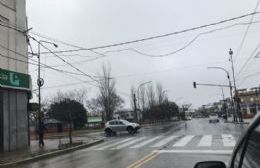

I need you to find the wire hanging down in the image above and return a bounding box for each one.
[38,11,260,55]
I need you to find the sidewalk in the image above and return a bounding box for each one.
[0,132,104,167]
[225,117,253,124]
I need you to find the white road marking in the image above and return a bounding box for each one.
[156,149,233,155]
[130,136,162,148]
[86,139,119,150]
[222,134,236,147]
[111,137,146,150]
[151,136,178,147]
[198,135,212,146]
[94,137,134,150]
[173,135,195,147]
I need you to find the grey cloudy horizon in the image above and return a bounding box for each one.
[27,0,260,109]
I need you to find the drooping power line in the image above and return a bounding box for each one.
[234,0,260,61]
[39,11,260,55]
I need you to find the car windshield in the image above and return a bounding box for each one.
[2,1,260,168]
[121,120,130,124]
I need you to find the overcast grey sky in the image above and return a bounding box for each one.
[27,0,260,108]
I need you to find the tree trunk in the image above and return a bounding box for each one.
[69,122,72,145]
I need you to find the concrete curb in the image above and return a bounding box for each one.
[224,121,250,124]
[0,139,104,167]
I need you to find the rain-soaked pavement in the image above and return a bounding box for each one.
[12,118,248,168]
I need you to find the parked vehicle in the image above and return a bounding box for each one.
[104,119,141,136]
[186,116,192,120]
[209,113,219,123]
[194,113,260,168]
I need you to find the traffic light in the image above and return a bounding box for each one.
[193,82,196,88]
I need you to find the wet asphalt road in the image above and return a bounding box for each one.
[13,118,248,168]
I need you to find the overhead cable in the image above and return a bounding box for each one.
[39,11,260,55]
[234,0,260,61]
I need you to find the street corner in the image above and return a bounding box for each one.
[0,138,104,168]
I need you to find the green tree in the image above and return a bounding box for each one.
[48,99,87,144]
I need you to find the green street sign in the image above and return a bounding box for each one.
[0,68,30,90]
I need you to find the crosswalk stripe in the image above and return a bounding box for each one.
[198,135,212,146]
[94,137,135,150]
[151,136,178,147]
[173,135,195,147]
[111,137,146,150]
[130,136,163,148]
[87,139,119,150]
[222,134,236,147]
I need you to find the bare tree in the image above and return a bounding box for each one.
[86,98,102,115]
[138,85,147,121]
[97,64,124,122]
[156,83,164,105]
[130,86,138,121]
[146,85,155,119]
[130,86,136,110]
[53,89,88,106]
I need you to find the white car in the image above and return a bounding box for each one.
[104,119,141,136]
[209,113,219,123]
[186,116,192,120]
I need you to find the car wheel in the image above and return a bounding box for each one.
[112,131,117,136]
[127,127,135,135]
[105,128,113,137]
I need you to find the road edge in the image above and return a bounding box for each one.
[0,139,104,168]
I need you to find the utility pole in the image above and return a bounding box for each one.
[229,48,243,122]
[36,40,58,147]
[133,93,137,122]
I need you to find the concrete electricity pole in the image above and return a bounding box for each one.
[133,93,137,122]
[229,48,243,122]
[37,40,58,146]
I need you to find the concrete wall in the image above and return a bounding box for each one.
[0,89,29,151]
[0,0,28,74]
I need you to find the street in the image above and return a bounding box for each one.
[12,118,248,168]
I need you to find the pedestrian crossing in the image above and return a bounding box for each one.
[198,135,212,147]
[92,134,237,151]
[222,134,236,147]
[173,135,195,147]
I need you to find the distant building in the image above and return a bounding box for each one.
[237,88,260,118]
[87,116,102,128]
[43,118,70,133]
[114,109,136,121]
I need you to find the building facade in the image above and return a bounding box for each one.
[114,109,136,121]
[238,88,260,118]
[0,0,30,151]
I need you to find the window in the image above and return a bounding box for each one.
[109,121,116,125]
[118,121,124,125]
[232,123,260,168]
[242,125,260,168]
[233,138,246,168]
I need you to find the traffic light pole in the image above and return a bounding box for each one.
[193,82,231,88]
[207,66,234,122]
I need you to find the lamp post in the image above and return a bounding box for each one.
[207,66,234,121]
[37,40,58,146]
[136,81,152,122]
[229,49,243,122]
